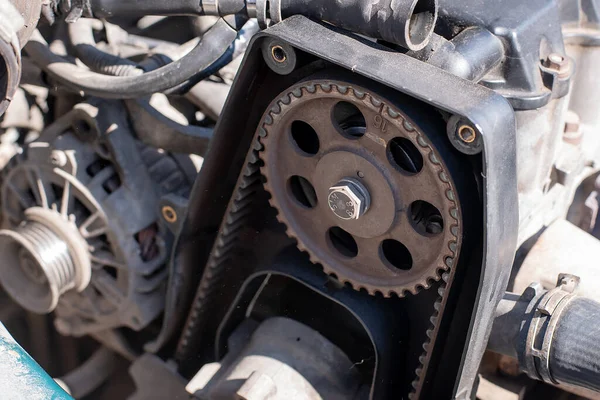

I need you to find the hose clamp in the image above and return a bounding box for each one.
[523,274,579,385]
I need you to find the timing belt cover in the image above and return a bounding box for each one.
[162,15,517,400]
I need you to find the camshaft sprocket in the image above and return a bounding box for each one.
[259,79,463,296]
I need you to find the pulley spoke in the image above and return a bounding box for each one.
[79,212,108,239]
[60,180,73,216]
[25,168,46,208]
[91,252,126,270]
[91,271,124,307]
[7,182,32,209]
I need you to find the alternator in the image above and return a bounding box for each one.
[0,102,194,336]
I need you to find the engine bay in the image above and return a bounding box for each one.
[0,1,598,399]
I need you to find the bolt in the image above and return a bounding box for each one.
[161,205,177,223]
[457,124,477,144]
[50,150,67,167]
[563,111,582,145]
[328,178,371,220]
[545,53,572,78]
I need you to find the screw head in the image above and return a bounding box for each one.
[328,178,370,220]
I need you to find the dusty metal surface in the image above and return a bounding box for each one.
[514,219,600,302]
[188,318,361,399]
[0,101,192,337]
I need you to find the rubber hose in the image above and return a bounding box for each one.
[88,0,204,18]
[57,347,117,399]
[24,18,238,99]
[551,298,600,392]
[68,19,143,77]
[166,19,259,94]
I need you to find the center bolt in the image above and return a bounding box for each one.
[328,178,371,220]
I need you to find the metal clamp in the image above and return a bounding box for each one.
[523,274,579,384]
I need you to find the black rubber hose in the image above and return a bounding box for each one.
[24,18,238,99]
[551,297,600,392]
[166,19,259,94]
[87,0,204,18]
[57,347,117,399]
[490,293,600,393]
[68,19,143,76]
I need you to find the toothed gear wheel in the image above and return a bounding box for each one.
[259,79,462,296]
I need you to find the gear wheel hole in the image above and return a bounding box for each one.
[387,137,423,175]
[290,121,320,155]
[328,227,358,258]
[410,200,444,236]
[288,176,318,208]
[333,101,366,139]
[381,239,412,271]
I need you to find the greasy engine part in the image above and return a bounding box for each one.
[259,77,462,296]
[172,17,510,398]
[60,0,437,51]
[186,317,362,399]
[0,0,23,117]
[0,101,194,337]
[172,16,514,400]
[184,249,409,398]
[512,219,600,302]
[0,0,43,117]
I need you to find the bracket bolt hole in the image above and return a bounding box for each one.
[271,45,287,63]
[458,125,477,144]
[162,206,177,223]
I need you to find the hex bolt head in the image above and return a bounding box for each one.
[328,178,371,220]
[563,111,582,145]
[545,53,572,79]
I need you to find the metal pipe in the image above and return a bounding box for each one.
[273,0,438,50]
